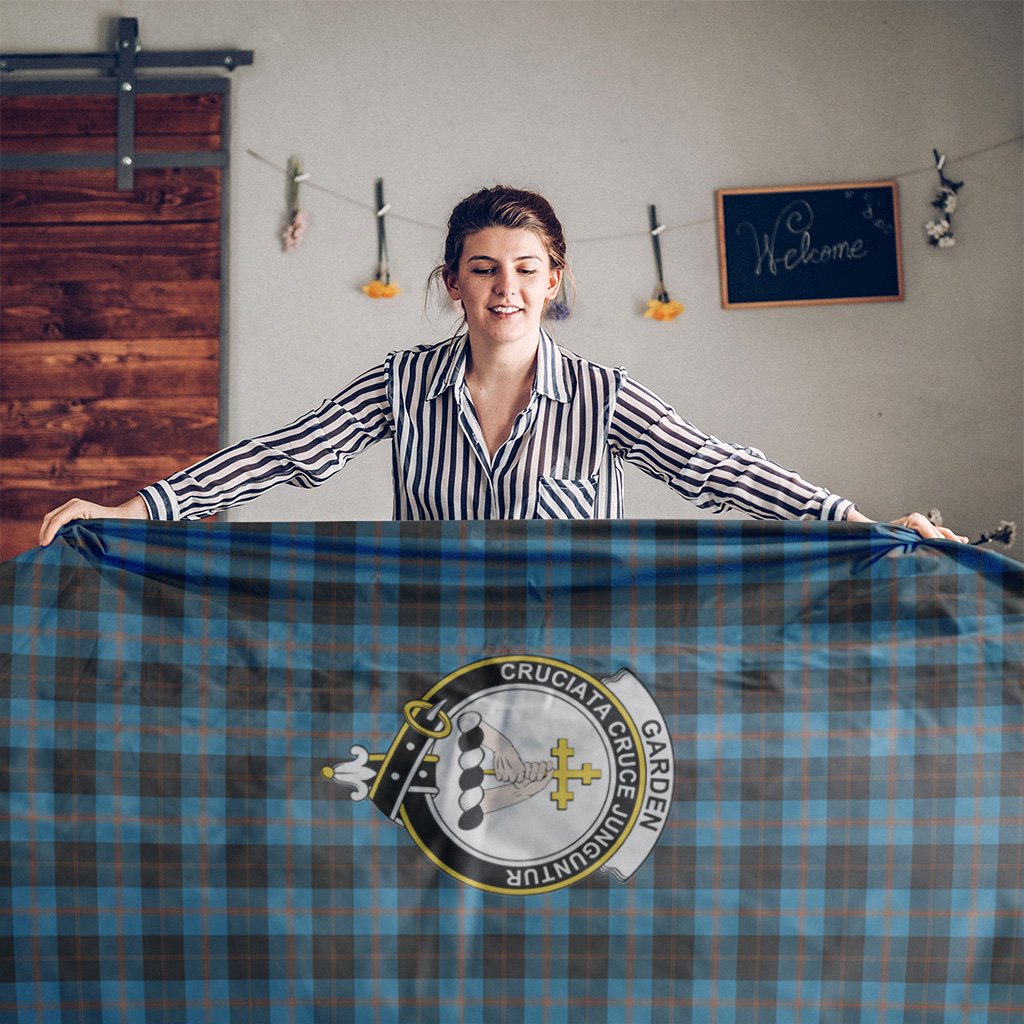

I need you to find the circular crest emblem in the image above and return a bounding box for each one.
[323,656,674,895]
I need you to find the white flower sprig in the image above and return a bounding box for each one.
[931,509,1017,548]
[972,521,1017,548]
[925,150,964,249]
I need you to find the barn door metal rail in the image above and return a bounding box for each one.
[1,17,253,189]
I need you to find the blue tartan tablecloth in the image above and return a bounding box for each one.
[1,519,1022,1023]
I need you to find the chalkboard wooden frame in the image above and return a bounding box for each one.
[716,181,904,309]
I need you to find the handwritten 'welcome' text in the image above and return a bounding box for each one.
[736,200,868,277]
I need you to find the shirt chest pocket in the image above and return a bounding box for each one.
[534,475,599,519]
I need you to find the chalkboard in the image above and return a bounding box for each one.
[716,181,904,309]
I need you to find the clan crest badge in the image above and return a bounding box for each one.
[322,656,674,895]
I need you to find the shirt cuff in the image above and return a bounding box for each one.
[138,480,180,521]
[820,493,856,521]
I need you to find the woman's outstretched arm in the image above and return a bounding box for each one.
[37,360,394,546]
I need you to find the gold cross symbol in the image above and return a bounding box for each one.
[549,738,602,810]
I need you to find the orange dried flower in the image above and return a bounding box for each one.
[643,299,685,322]
[361,279,402,299]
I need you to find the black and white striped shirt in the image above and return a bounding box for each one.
[140,331,853,522]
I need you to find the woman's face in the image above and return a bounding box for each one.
[445,227,561,350]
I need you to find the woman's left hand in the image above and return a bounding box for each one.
[848,508,968,543]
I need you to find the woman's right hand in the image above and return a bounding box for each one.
[39,494,149,547]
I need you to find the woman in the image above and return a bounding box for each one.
[38,186,966,544]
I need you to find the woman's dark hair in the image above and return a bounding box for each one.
[428,185,573,319]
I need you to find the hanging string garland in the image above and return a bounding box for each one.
[643,204,685,322]
[248,132,1021,303]
[924,149,964,249]
[361,178,401,299]
[281,155,309,251]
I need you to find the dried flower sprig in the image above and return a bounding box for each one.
[546,276,572,321]
[282,155,310,252]
[643,204,684,323]
[972,521,1017,547]
[362,177,400,299]
[283,210,308,251]
[925,150,963,249]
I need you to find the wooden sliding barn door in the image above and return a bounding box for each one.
[0,94,223,560]
[0,22,250,561]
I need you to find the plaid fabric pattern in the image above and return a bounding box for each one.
[1,519,1022,1024]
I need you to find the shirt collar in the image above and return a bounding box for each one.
[426,329,570,403]
[426,334,469,399]
[535,328,571,403]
